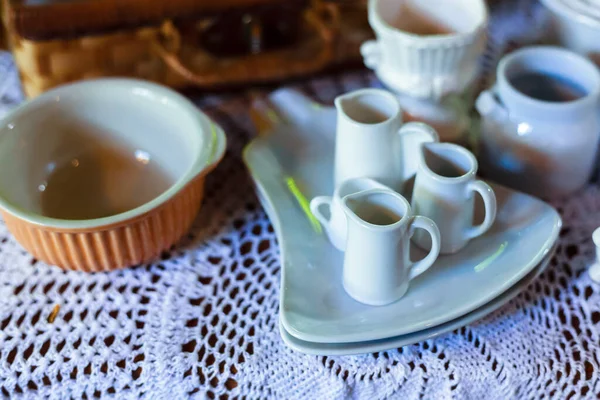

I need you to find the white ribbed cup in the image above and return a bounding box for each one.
[542,0,600,60]
[361,0,488,101]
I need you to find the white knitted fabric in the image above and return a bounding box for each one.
[0,1,599,398]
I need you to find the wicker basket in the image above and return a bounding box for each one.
[2,0,371,97]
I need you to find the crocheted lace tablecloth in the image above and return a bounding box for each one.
[1,1,599,398]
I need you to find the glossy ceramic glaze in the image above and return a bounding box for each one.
[361,0,488,100]
[542,0,600,63]
[243,89,561,343]
[412,143,497,254]
[310,177,394,251]
[279,250,553,355]
[342,189,440,306]
[334,88,438,191]
[0,79,226,271]
[590,227,600,282]
[476,46,600,198]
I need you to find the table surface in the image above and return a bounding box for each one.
[1,1,600,399]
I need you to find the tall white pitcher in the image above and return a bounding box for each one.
[334,88,438,191]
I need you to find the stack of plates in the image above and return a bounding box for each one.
[243,90,561,355]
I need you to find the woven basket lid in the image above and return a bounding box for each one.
[3,0,309,40]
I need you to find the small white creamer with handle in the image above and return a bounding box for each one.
[334,88,438,192]
[342,188,441,306]
[411,142,497,254]
[310,177,395,251]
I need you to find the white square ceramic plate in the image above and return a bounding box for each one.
[243,90,561,344]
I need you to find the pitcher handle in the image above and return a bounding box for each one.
[360,40,381,70]
[408,216,441,281]
[310,196,333,228]
[464,180,497,240]
[397,122,439,183]
[475,89,509,121]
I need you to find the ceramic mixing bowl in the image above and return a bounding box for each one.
[0,79,226,271]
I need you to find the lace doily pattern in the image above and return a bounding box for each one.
[0,1,598,398]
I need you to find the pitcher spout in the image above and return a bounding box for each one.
[334,88,401,126]
[342,189,409,237]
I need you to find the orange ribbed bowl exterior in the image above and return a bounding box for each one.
[1,177,205,272]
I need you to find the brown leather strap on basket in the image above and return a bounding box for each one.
[151,3,339,86]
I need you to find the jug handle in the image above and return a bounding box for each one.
[360,40,381,70]
[475,89,508,122]
[310,196,333,230]
[397,122,439,183]
[408,216,441,281]
[464,180,497,240]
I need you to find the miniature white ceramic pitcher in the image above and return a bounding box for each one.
[411,143,497,254]
[342,189,440,306]
[334,88,439,191]
[310,177,394,251]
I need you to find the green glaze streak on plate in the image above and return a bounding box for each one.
[266,109,280,124]
[474,241,508,272]
[285,177,322,234]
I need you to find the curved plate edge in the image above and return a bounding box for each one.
[279,249,554,356]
